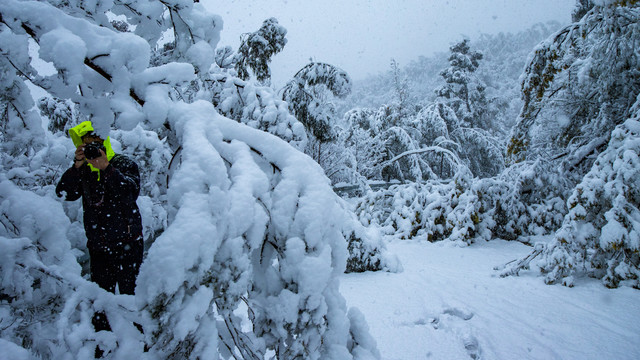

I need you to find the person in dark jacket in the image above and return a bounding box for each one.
[56,121,143,334]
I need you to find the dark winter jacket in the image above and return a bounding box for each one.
[56,154,143,251]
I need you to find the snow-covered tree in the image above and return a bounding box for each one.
[431,39,506,178]
[0,1,386,358]
[499,95,640,289]
[572,0,596,21]
[389,59,413,121]
[234,17,287,85]
[436,39,487,129]
[336,108,387,183]
[210,75,308,149]
[506,1,640,175]
[497,1,640,289]
[282,62,352,164]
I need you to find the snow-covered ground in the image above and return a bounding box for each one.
[341,239,640,360]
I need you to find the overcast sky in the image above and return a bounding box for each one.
[203,0,576,88]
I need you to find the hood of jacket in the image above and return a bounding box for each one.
[69,121,115,173]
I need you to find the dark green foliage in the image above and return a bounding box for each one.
[346,232,382,273]
[282,62,351,143]
[572,0,595,21]
[235,18,287,84]
[37,97,74,133]
[110,19,130,32]
[436,39,487,128]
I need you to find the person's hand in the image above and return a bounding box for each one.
[74,145,86,168]
[86,149,110,170]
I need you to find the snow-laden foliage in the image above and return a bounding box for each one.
[332,41,504,182]
[37,97,75,133]
[573,0,596,22]
[417,102,504,179]
[340,198,401,273]
[355,157,568,245]
[202,74,308,150]
[325,108,387,186]
[177,59,308,149]
[499,95,640,289]
[234,17,287,84]
[436,39,487,129]
[492,1,640,289]
[0,180,150,359]
[454,126,504,178]
[327,23,559,185]
[432,39,505,178]
[338,99,502,183]
[340,104,449,183]
[1,0,387,358]
[280,62,353,178]
[282,62,352,144]
[356,153,566,244]
[138,102,380,359]
[355,172,481,244]
[507,2,640,174]
[0,180,76,358]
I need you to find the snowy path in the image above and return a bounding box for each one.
[340,239,640,360]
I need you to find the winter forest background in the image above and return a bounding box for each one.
[1,0,639,359]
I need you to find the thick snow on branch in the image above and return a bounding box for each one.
[136,101,380,359]
[499,95,640,288]
[1,1,383,358]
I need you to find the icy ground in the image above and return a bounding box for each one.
[341,239,640,360]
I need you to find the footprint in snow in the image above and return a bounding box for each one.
[443,306,474,320]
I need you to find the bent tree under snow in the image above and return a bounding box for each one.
[498,96,640,289]
[0,0,387,358]
[138,101,381,359]
[498,2,640,288]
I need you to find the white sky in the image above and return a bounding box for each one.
[202,0,575,88]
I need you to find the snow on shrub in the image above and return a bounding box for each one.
[498,102,640,289]
[355,163,566,245]
[340,198,402,273]
[496,2,640,289]
[0,180,148,358]
[355,172,482,245]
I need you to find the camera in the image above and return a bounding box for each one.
[84,142,106,160]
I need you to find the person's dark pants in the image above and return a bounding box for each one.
[89,235,143,332]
